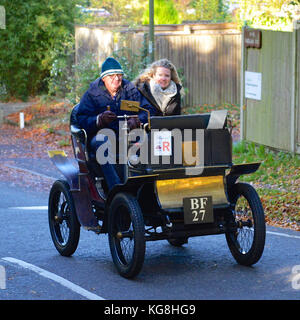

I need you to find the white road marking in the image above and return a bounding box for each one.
[2,257,105,300]
[266,231,300,240]
[4,164,55,180]
[8,206,48,210]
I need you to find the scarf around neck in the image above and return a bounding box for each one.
[149,79,177,113]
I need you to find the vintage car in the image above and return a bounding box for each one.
[47,102,266,278]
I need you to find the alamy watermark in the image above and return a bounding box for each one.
[291,265,300,290]
[95,122,205,175]
[0,6,5,30]
[0,265,6,289]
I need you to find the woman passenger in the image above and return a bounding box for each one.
[134,59,183,116]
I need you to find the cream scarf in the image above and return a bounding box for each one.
[149,79,177,113]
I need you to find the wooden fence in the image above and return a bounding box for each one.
[241,22,300,154]
[75,23,241,107]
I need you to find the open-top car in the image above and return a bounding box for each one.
[48,102,265,278]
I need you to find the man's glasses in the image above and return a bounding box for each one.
[108,74,123,80]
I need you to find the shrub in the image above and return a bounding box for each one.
[142,0,181,24]
[0,0,78,100]
[65,53,100,105]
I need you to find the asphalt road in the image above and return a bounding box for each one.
[0,180,299,302]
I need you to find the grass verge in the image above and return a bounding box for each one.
[233,141,300,230]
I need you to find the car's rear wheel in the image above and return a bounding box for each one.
[226,183,265,266]
[48,180,80,256]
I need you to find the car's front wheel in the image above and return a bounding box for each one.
[108,192,145,278]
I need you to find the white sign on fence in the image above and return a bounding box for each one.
[0,6,5,29]
[245,71,262,100]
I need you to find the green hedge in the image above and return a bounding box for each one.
[0,0,79,100]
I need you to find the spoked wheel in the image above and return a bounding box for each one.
[48,180,80,256]
[108,192,145,278]
[226,182,266,266]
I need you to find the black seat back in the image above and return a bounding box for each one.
[70,103,80,128]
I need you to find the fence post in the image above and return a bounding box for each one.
[0,107,3,125]
[294,20,300,154]
[240,26,246,141]
[290,20,298,154]
[149,0,155,62]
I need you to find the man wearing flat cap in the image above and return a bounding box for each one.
[76,57,156,192]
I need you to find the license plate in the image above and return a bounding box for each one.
[183,196,213,224]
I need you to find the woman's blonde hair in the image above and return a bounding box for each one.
[134,59,181,85]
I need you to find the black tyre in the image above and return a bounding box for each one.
[226,182,265,266]
[48,180,80,256]
[108,192,145,278]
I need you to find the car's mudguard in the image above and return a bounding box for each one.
[48,151,79,190]
[48,150,99,230]
[226,162,261,187]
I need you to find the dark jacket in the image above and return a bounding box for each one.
[76,78,157,139]
[136,80,181,116]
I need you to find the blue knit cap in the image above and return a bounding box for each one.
[100,57,124,79]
